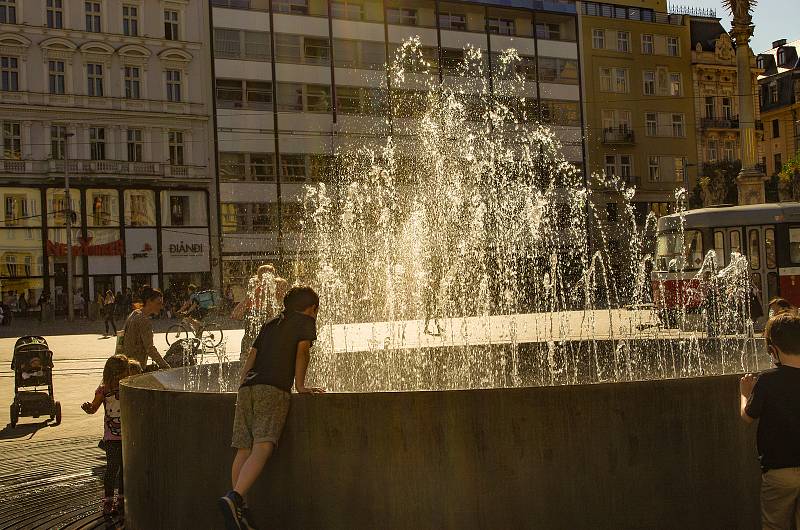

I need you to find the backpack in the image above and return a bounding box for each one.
[194,290,218,310]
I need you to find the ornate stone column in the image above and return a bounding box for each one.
[727,0,767,204]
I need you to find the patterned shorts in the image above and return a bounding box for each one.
[231,384,291,449]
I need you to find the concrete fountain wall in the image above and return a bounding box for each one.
[121,366,762,529]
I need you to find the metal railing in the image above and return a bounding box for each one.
[602,128,635,144]
[701,116,739,129]
[0,158,205,178]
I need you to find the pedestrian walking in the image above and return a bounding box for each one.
[103,290,118,337]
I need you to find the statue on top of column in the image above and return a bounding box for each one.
[723,0,756,28]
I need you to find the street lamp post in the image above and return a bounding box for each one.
[64,132,75,321]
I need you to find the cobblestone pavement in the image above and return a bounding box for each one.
[0,436,123,529]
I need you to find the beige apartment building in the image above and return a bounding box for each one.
[580,0,697,220]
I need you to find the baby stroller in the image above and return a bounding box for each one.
[9,336,61,428]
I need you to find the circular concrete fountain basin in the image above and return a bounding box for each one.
[121,363,761,529]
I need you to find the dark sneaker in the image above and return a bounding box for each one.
[241,505,259,530]
[217,491,244,530]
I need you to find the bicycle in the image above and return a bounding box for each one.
[165,311,224,349]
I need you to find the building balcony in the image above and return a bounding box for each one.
[0,159,206,179]
[701,116,739,130]
[602,128,635,145]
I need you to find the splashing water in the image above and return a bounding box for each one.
[225,39,762,393]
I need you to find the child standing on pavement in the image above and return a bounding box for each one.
[740,311,800,529]
[82,354,129,516]
[218,286,324,530]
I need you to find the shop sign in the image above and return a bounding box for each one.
[46,237,123,257]
[125,228,158,273]
[162,229,210,273]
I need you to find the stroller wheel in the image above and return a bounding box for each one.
[53,401,62,426]
[10,403,18,428]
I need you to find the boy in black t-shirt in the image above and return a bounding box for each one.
[218,286,324,530]
[741,311,800,529]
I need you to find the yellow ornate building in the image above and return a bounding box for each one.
[580,0,697,219]
[757,38,800,193]
[689,16,761,206]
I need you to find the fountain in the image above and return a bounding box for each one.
[121,40,765,529]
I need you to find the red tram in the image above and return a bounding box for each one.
[652,203,800,312]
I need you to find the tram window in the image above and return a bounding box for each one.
[730,230,741,256]
[768,272,779,302]
[686,230,703,267]
[714,230,724,267]
[790,228,800,263]
[749,229,760,270]
[765,228,776,268]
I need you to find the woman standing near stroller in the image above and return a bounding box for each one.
[103,291,117,337]
[81,354,129,515]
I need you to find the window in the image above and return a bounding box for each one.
[641,34,653,54]
[51,125,67,160]
[219,153,245,179]
[85,1,101,32]
[772,119,780,138]
[387,8,417,25]
[645,112,657,136]
[777,48,786,66]
[0,56,18,92]
[774,153,782,174]
[336,86,360,114]
[273,0,308,15]
[166,70,181,102]
[89,127,105,160]
[333,0,364,21]
[124,66,140,99]
[127,129,142,162]
[790,228,800,264]
[244,31,270,60]
[643,70,655,95]
[707,139,718,161]
[605,154,616,176]
[671,114,684,137]
[306,84,330,112]
[667,36,679,56]
[600,67,611,91]
[304,38,330,65]
[614,68,628,93]
[281,154,306,182]
[674,157,685,184]
[748,229,760,270]
[592,29,604,49]
[439,12,466,30]
[617,31,630,52]
[169,196,189,226]
[277,83,303,111]
[714,230,724,266]
[2,122,20,159]
[769,82,778,104]
[216,79,243,107]
[214,29,241,58]
[487,17,514,35]
[47,0,64,29]
[721,97,731,119]
[48,60,65,95]
[87,63,103,97]
[0,0,15,24]
[704,96,714,118]
[723,140,735,161]
[275,34,302,63]
[164,10,179,41]
[648,156,660,182]
[620,155,632,178]
[536,23,561,41]
[123,4,139,36]
[249,155,274,181]
[246,81,272,109]
[669,73,681,96]
[168,131,184,165]
[730,230,741,255]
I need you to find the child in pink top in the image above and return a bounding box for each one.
[82,354,129,516]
